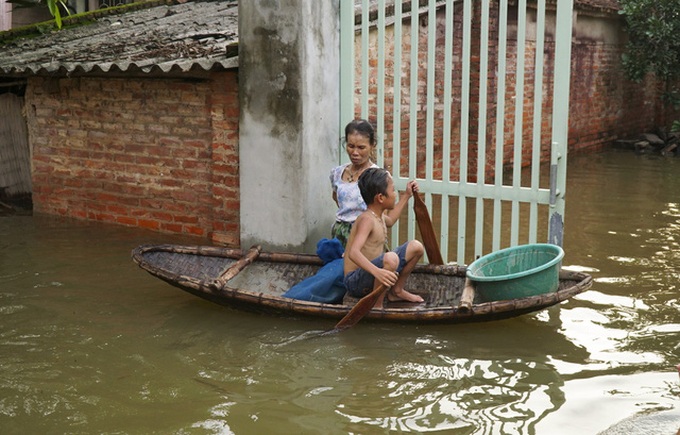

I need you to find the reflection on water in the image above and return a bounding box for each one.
[1,150,679,434]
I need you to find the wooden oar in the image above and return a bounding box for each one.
[413,192,444,265]
[332,284,387,331]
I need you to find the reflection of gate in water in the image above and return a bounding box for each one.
[335,347,571,432]
[340,0,574,265]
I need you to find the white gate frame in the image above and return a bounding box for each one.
[340,0,573,265]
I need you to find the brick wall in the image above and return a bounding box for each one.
[26,71,240,246]
[568,39,670,152]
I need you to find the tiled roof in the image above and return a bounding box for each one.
[0,0,238,77]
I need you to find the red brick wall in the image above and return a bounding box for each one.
[568,39,672,152]
[26,71,240,247]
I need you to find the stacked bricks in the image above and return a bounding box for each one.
[26,71,240,247]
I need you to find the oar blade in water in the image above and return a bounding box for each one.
[333,284,387,331]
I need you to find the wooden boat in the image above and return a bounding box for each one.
[131,244,592,324]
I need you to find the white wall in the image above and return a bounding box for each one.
[238,0,340,252]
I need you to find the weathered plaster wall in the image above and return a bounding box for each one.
[238,0,339,252]
[26,71,240,246]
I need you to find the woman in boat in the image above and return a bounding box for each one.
[329,119,380,247]
[330,119,415,248]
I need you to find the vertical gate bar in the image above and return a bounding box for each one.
[493,0,509,252]
[407,0,419,242]
[391,0,404,244]
[529,0,547,243]
[511,0,528,246]
[457,0,472,264]
[423,0,437,263]
[360,0,370,119]
[408,0,419,180]
[441,0,456,263]
[377,0,386,168]
[339,0,355,148]
[425,0,436,184]
[474,0,491,259]
[549,0,574,246]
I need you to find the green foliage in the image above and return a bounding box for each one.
[619,0,680,82]
[47,0,65,28]
[619,0,680,128]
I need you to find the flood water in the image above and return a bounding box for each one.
[1,149,679,434]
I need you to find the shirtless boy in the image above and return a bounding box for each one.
[343,167,425,308]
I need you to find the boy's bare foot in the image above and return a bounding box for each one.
[387,289,424,303]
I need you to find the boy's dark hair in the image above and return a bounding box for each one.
[358,167,389,205]
[345,119,376,146]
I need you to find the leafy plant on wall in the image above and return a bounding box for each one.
[619,0,680,132]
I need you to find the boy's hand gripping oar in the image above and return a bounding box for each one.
[412,191,444,265]
[332,283,388,331]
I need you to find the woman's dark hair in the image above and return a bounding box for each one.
[345,119,376,146]
[358,167,389,205]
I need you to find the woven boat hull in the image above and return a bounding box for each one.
[131,244,592,324]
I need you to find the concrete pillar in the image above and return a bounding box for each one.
[239,0,340,252]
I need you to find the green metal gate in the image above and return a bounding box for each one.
[340,0,573,265]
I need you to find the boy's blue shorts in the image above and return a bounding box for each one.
[343,242,409,298]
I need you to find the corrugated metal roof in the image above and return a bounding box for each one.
[0,0,239,77]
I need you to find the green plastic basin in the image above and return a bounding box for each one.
[465,243,564,301]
